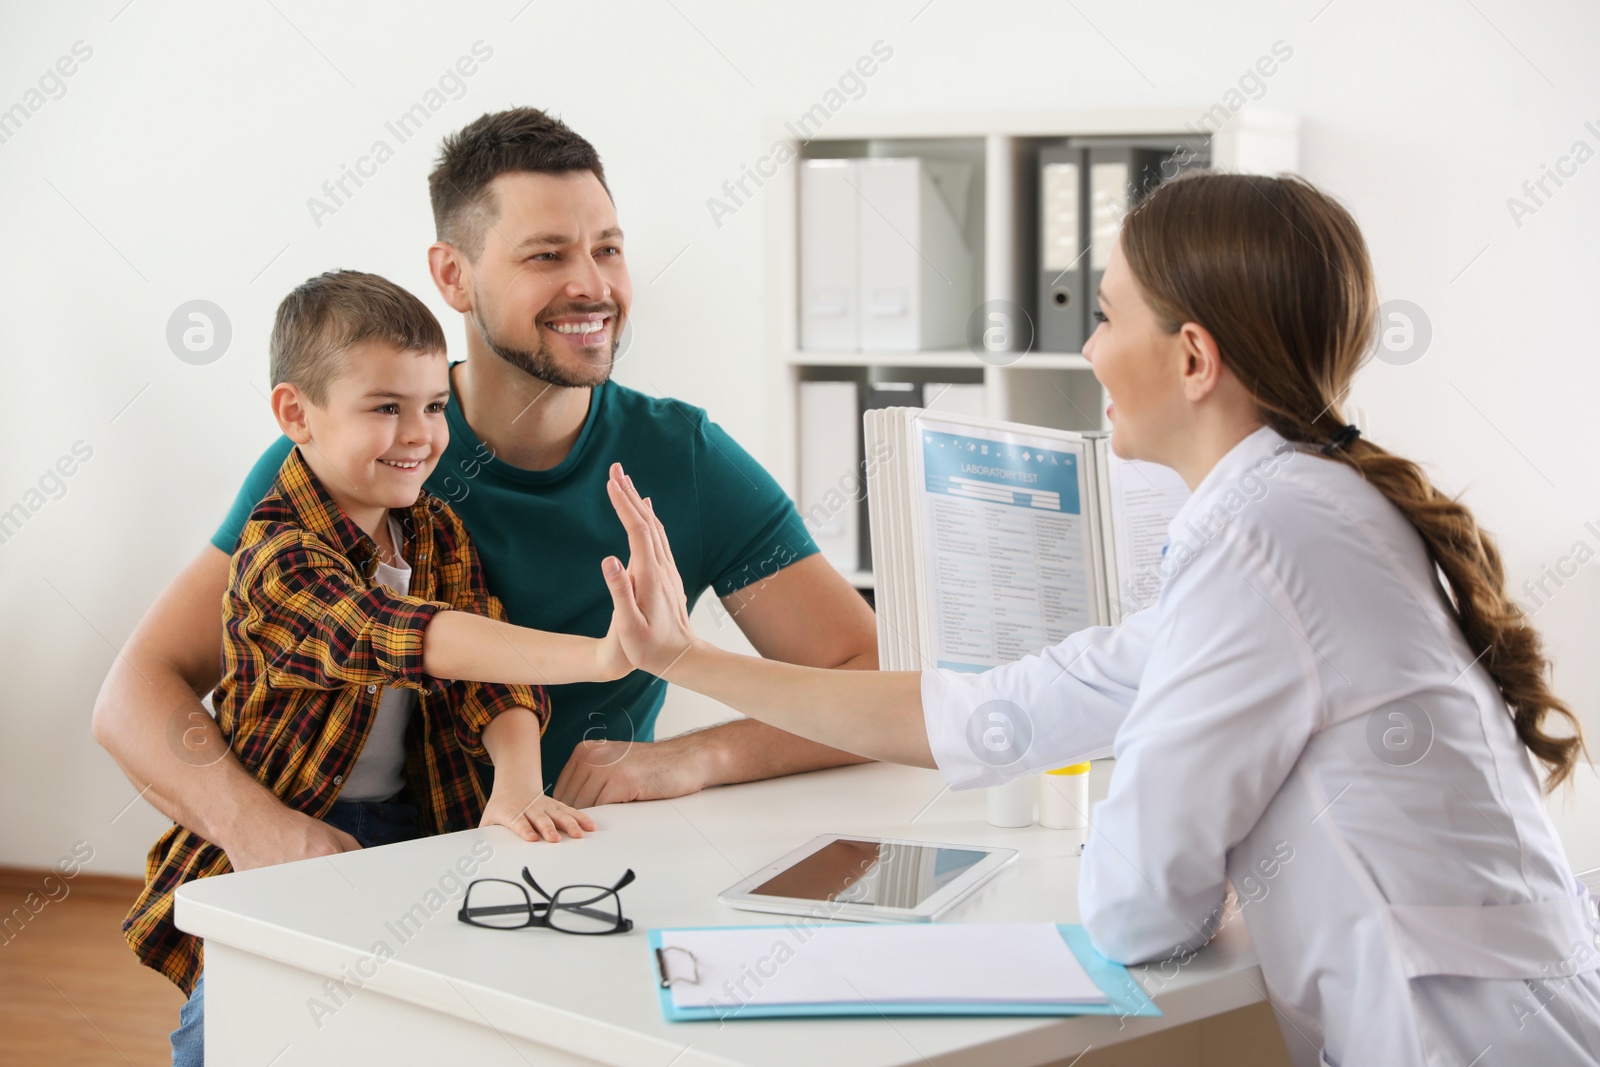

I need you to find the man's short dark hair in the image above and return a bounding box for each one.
[270,270,446,404]
[429,107,609,262]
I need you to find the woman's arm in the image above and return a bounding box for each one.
[654,643,932,768]
[599,463,934,768]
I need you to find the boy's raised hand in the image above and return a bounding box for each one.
[601,463,696,677]
[594,612,634,682]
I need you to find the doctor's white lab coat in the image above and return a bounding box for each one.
[922,426,1600,1066]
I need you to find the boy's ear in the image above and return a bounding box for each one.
[271,383,316,445]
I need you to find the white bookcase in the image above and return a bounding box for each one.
[763,109,1299,590]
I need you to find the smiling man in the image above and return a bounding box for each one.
[93,108,876,879]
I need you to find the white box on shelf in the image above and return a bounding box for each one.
[798,160,860,352]
[857,158,975,352]
[799,157,976,353]
[796,380,862,573]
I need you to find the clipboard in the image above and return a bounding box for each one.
[648,923,1160,1022]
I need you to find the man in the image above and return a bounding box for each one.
[93,107,876,873]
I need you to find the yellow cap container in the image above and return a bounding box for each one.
[1040,763,1090,828]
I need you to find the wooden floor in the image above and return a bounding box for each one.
[0,866,185,1067]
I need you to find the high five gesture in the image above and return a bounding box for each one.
[600,461,932,768]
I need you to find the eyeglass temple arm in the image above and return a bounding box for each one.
[521,867,637,900]
[520,867,555,902]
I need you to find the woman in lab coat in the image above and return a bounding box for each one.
[596,171,1600,1067]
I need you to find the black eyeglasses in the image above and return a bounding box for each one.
[458,866,635,935]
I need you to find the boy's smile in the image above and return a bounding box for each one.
[273,340,452,543]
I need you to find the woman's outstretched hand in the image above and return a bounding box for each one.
[601,462,698,677]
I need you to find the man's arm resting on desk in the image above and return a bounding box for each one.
[90,545,359,869]
[552,553,879,808]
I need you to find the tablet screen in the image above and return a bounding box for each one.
[750,838,989,908]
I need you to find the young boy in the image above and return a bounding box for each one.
[125,269,633,1059]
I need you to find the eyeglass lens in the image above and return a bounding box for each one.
[546,886,623,934]
[462,879,532,928]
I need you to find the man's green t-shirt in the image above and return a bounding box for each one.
[213,374,819,786]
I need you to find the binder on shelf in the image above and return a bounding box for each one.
[1037,144,1087,354]
[1086,145,1166,336]
[1037,139,1211,353]
[798,157,976,353]
[648,922,1161,1022]
[799,160,860,352]
[797,380,863,573]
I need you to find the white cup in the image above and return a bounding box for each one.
[986,777,1033,827]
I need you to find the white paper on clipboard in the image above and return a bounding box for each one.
[660,922,1108,1009]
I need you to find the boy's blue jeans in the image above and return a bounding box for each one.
[169,794,421,1067]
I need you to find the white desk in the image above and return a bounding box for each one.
[178,761,1273,1066]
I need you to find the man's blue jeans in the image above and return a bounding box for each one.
[169,795,421,1067]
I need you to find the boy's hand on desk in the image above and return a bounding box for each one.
[479,709,593,841]
[223,806,361,872]
[602,463,698,677]
[481,785,598,844]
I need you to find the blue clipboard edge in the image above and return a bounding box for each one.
[647,923,1161,1023]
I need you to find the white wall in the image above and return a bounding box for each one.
[2,0,1596,875]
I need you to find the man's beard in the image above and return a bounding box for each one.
[472,302,621,389]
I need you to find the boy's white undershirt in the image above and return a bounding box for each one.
[338,512,417,803]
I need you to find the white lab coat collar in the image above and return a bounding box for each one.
[1165,424,1293,546]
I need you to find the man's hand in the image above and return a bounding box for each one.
[221,805,361,872]
[551,733,718,808]
[481,787,597,843]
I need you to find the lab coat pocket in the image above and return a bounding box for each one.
[1387,896,1600,980]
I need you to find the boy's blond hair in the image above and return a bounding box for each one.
[270,269,446,403]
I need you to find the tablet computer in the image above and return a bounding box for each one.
[717,834,1019,923]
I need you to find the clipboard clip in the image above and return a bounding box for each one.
[655,945,700,989]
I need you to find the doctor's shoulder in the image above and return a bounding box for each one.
[1160,446,1373,589]
[1157,443,1306,562]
